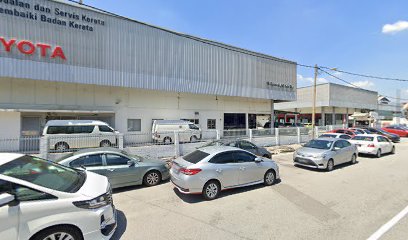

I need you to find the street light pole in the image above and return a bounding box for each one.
[311,64,318,138]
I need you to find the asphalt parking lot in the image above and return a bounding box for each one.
[111,139,408,240]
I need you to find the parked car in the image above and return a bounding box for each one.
[361,127,400,143]
[328,129,357,137]
[170,146,279,200]
[382,125,408,137]
[43,120,119,152]
[349,134,395,158]
[349,128,372,134]
[0,153,116,240]
[293,138,358,171]
[200,139,272,158]
[318,133,352,139]
[57,148,170,189]
[152,120,202,144]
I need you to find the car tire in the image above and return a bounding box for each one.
[31,225,83,240]
[55,142,69,152]
[376,149,382,158]
[264,169,276,186]
[350,154,357,164]
[143,170,162,187]
[202,180,220,200]
[391,146,395,154]
[100,140,111,147]
[190,136,198,143]
[163,137,172,144]
[326,159,334,172]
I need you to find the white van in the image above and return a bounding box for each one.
[152,120,202,144]
[43,120,118,152]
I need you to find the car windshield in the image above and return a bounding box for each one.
[202,141,225,147]
[0,155,85,193]
[353,136,374,141]
[183,150,210,164]
[304,140,333,150]
[320,134,337,138]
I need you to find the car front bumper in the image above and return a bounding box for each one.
[293,156,328,169]
[83,204,117,240]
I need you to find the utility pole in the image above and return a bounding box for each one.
[396,89,401,125]
[311,64,318,138]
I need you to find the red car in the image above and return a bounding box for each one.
[382,125,408,137]
[328,129,358,137]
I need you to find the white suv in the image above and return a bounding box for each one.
[0,153,117,240]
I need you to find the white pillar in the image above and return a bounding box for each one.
[321,107,326,126]
[39,136,49,159]
[174,131,180,157]
[275,128,280,146]
[271,100,275,134]
[297,127,301,144]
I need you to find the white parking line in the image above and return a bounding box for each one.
[367,205,408,240]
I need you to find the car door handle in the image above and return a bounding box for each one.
[240,167,246,171]
[107,169,115,172]
[216,169,222,173]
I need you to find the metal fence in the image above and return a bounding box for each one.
[0,125,344,160]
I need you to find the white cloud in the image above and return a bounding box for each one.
[350,80,375,89]
[297,74,328,84]
[382,21,408,34]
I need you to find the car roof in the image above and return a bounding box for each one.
[153,120,193,125]
[352,134,381,137]
[45,120,109,126]
[198,146,242,154]
[321,133,345,136]
[0,153,25,166]
[313,138,338,142]
[71,147,125,156]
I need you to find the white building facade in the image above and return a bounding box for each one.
[0,0,297,139]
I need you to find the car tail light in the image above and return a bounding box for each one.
[180,168,202,175]
[367,144,375,148]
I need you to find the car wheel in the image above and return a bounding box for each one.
[264,170,276,186]
[202,180,220,200]
[163,137,172,144]
[55,142,69,152]
[350,154,357,164]
[326,159,334,172]
[376,149,382,158]
[100,140,111,147]
[391,146,395,154]
[143,171,161,187]
[190,136,198,143]
[31,225,83,240]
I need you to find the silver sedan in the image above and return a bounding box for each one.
[170,146,280,200]
[293,138,358,171]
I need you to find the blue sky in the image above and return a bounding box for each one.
[82,0,408,100]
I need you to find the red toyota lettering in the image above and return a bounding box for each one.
[17,41,36,55]
[51,46,66,60]
[36,43,51,57]
[0,37,16,52]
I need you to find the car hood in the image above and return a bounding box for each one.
[77,171,109,198]
[296,147,329,157]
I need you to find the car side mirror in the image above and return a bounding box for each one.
[0,193,15,208]
[128,160,136,167]
[255,157,263,163]
[333,147,340,151]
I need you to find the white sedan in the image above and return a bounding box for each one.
[349,134,395,158]
[0,153,117,240]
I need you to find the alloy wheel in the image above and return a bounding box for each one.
[146,172,160,186]
[265,171,275,185]
[327,160,334,171]
[205,183,219,199]
[351,155,357,164]
[42,232,75,240]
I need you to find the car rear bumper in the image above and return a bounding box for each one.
[357,147,378,155]
[170,169,203,194]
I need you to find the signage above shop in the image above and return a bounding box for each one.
[0,37,66,60]
[266,81,294,90]
[0,0,105,32]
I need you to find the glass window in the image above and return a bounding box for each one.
[11,185,56,202]
[98,125,114,133]
[188,124,200,130]
[304,140,333,150]
[73,126,94,134]
[209,152,235,164]
[239,141,257,150]
[333,141,343,149]
[70,154,103,168]
[182,150,210,164]
[105,154,130,166]
[341,140,351,147]
[336,130,345,133]
[0,179,11,194]
[339,135,351,139]
[320,134,337,138]
[353,136,374,141]
[0,155,85,193]
[207,119,216,130]
[234,151,256,163]
[128,119,142,132]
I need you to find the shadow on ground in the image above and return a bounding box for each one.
[174,179,282,204]
[110,210,127,240]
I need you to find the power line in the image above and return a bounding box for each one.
[319,68,408,102]
[320,66,408,82]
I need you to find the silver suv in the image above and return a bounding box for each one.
[170,146,280,200]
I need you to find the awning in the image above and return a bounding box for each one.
[0,108,114,113]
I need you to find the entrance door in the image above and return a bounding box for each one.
[20,117,41,152]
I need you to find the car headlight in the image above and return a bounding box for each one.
[73,193,110,209]
[318,153,327,158]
